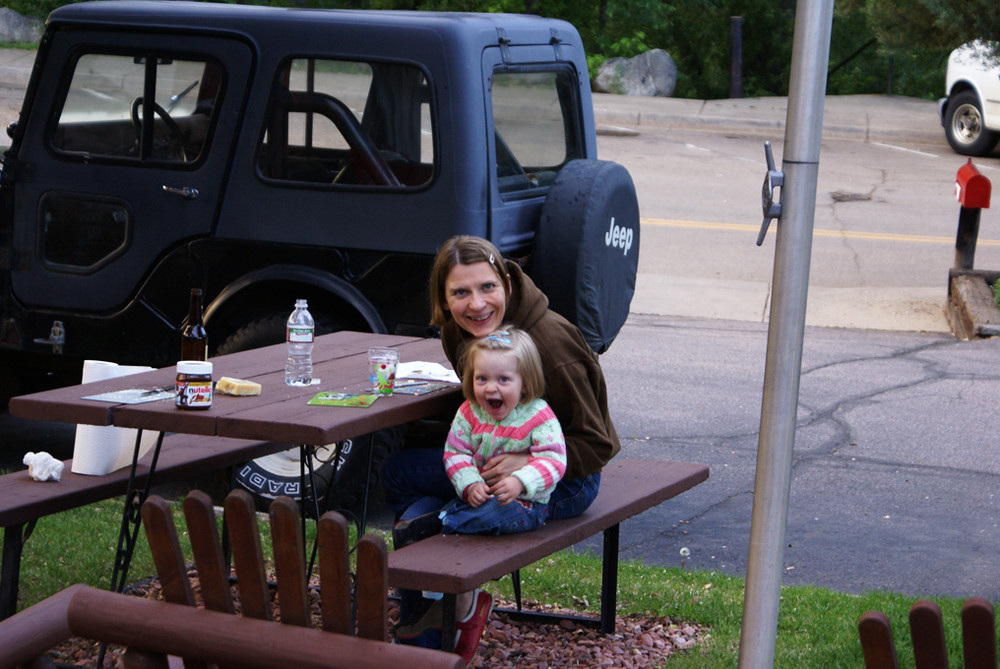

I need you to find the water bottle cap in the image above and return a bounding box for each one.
[295,298,308,308]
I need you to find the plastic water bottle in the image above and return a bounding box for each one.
[285,298,314,386]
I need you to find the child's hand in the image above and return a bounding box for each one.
[465,481,491,507]
[490,476,525,506]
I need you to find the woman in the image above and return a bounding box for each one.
[381,235,620,657]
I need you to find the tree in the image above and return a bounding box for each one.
[840,0,998,52]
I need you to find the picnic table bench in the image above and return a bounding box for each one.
[387,457,709,649]
[0,432,278,619]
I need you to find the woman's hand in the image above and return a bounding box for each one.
[490,476,525,506]
[480,452,530,485]
[464,481,491,507]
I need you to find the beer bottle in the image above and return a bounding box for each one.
[180,288,208,361]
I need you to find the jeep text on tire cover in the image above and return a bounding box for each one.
[0,1,639,402]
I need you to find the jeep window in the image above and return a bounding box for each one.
[493,68,584,197]
[40,194,130,272]
[50,52,222,164]
[259,58,434,188]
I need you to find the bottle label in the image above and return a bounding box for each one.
[287,326,314,343]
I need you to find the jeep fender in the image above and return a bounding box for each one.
[204,264,387,335]
[532,159,640,354]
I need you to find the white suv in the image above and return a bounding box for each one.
[940,41,1000,156]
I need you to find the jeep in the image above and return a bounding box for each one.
[0,1,640,403]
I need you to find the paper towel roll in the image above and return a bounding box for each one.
[71,360,162,476]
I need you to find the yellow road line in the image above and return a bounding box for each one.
[642,217,1000,247]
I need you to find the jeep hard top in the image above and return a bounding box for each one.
[0,1,639,399]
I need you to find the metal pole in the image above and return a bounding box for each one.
[737,1,834,668]
[730,16,744,99]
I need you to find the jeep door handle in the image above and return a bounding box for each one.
[162,185,199,200]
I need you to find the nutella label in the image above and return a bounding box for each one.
[175,379,213,409]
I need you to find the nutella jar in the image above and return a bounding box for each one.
[175,360,213,409]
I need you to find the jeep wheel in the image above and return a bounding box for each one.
[945,90,1000,156]
[532,159,640,354]
[215,313,401,514]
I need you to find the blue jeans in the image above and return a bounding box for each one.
[440,497,549,535]
[381,448,601,522]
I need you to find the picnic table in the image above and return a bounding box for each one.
[2,331,462,618]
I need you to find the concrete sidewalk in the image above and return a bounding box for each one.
[593,91,942,145]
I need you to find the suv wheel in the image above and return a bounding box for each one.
[532,159,640,354]
[945,90,1000,156]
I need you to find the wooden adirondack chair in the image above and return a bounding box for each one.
[858,597,997,669]
[0,488,462,669]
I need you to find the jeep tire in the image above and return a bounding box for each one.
[532,159,640,354]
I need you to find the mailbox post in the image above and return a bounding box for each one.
[954,159,991,270]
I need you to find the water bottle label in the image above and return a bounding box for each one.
[287,326,314,343]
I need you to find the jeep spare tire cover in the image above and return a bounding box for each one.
[533,159,639,353]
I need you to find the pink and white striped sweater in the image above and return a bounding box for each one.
[443,397,567,504]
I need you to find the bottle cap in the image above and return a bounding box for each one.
[177,361,213,375]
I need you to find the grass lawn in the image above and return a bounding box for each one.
[3,496,989,668]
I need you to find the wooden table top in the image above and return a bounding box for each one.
[8,332,461,446]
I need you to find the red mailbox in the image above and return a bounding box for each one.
[955,159,991,209]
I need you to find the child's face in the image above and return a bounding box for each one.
[472,348,523,421]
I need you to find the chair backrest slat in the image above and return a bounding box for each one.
[223,490,272,621]
[961,597,996,669]
[183,491,234,614]
[858,610,900,669]
[268,495,311,627]
[355,533,388,641]
[317,511,352,635]
[140,495,211,669]
[909,600,948,669]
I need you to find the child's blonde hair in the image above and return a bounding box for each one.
[460,326,545,404]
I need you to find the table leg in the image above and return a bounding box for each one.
[109,429,166,593]
[600,523,620,635]
[441,593,458,652]
[0,520,35,620]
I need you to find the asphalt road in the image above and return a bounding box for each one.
[0,54,997,601]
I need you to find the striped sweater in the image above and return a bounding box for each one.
[443,397,567,504]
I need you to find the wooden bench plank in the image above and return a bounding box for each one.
[387,459,709,593]
[0,434,282,528]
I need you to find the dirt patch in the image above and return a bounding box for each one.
[43,572,708,668]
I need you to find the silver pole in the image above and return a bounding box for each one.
[737,1,834,668]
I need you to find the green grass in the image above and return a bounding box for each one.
[4,498,993,668]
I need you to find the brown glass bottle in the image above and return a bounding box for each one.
[180,288,208,361]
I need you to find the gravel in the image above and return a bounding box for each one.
[42,573,707,668]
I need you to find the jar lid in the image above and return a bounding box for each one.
[177,360,213,375]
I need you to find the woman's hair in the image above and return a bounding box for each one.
[460,326,545,404]
[429,235,512,328]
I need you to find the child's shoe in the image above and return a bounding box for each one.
[453,589,493,665]
[392,510,443,548]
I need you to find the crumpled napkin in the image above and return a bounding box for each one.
[23,451,65,482]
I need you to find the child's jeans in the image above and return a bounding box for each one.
[440,496,549,535]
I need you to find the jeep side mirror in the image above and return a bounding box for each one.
[6,121,16,139]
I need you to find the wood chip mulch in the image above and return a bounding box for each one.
[42,571,708,668]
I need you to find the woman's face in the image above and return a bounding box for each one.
[443,261,507,337]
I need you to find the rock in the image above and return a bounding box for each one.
[593,49,677,97]
[0,8,42,43]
